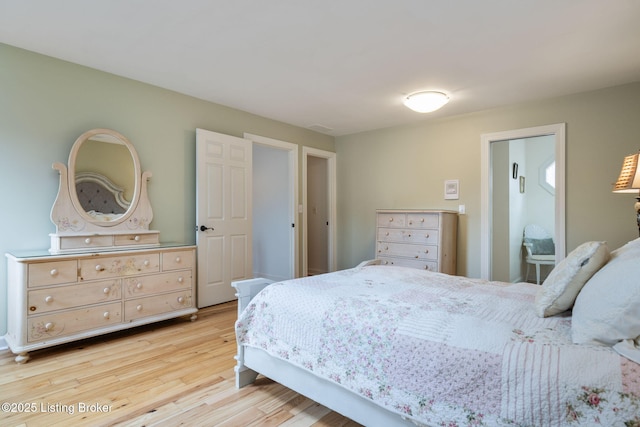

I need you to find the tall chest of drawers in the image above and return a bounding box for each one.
[376,210,458,274]
[5,245,197,363]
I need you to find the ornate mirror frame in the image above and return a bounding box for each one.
[49,128,159,254]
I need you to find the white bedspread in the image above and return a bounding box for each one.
[236,265,640,426]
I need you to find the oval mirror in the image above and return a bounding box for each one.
[68,129,141,226]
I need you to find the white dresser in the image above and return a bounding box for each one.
[376,209,458,274]
[5,244,197,363]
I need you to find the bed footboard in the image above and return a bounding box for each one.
[232,277,274,388]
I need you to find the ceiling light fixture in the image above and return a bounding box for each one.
[403,91,449,113]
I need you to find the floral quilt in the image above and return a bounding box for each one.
[235,265,640,426]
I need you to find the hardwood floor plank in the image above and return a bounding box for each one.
[0,301,360,427]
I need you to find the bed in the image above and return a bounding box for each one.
[234,239,640,426]
[75,171,129,221]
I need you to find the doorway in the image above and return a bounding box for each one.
[245,133,298,281]
[302,147,336,276]
[480,123,566,281]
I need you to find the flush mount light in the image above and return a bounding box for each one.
[403,91,449,113]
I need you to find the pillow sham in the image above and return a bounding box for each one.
[524,237,555,255]
[572,238,640,346]
[534,241,609,318]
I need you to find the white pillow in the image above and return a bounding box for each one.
[572,238,640,346]
[534,241,609,317]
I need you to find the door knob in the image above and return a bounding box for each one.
[199,225,214,232]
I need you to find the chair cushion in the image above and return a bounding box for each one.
[524,237,555,255]
[534,241,609,317]
[572,238,640,346]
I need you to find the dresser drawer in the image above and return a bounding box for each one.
[378,228,439,245]
[378,257,439,271]
[123,271,192,297]
[27,302,122,343]
[406,213,439,229]
[376,213,406,228]
[28,260,77,287]
[79,253,160,281]
[125,291,193,321]
[59,235,113,251]
[377,242,438,260]
[28,279,121,315]
[114,233,160,247]
[162,249,195,271]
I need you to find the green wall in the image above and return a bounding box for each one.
[0,43,333,336]
[335,82,640,275]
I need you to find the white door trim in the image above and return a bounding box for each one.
[302,146,337,275]
[480,123,566,280]
[244,133,299,278]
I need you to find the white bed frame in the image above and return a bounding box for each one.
[232,274,415,427]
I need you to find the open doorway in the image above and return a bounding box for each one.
[245,133,298,281]
[302,147,336,276]
[480,123,566,281]
[490,135,555,282]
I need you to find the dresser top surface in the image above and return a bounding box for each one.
[6,243,195,261]
[376,209,458,214]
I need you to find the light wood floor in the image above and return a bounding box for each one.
[0,301,361,427]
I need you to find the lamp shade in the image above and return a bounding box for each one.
[613,153,640,193]
[403,91,449,113]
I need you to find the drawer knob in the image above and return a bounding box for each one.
[85,237,92,244]
[136,282,143,289]
[143,260,150,266]
[44,322,54,331]
[175,256,181,263]
[424,249,429,253]
[134,235,141,242]
[177,296,185,304]
[425,234,430,238]
[389,218,393,222]
[103,311,110,320]
[45,296,54,303]
[407,233,412,237]
[95,264,103,272]
[420,218,425,222]
[409,221,413,225]
[50,269,58,277]
[136,304,143,311]
[177,276,184,283]
[103,288,110,294]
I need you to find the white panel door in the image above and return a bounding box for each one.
[196,128,252,307]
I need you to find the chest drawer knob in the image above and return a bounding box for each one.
[95,264,104,272]
[50,269,58,277]
[103,287,110,295]
[388,217,394,222]
[136,282,143,289]
[136,304,143,311]
[84,238,92,244]
[103,311,110,320]
[143,260,150,267]
[424,249,429,254]
[44,322,54,331]
[134,235,141,242]
[420,218,425,223]
[177,296,185,304]
[44,296,54,303]
[175,256,182,263]
[177,276,184,283]
[425,233,430,238]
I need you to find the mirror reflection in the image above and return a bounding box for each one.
[72,133,136,222]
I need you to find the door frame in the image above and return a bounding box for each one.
[480,123,566,280]
[302,146,337,275]
[244,133,299,278]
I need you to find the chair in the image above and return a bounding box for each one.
[522,224,556,285]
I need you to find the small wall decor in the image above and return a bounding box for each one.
[512,162,519,179]
[519,176,526,193]
[444,179,459,200]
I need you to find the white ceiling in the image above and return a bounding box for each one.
[1,1,640,136]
